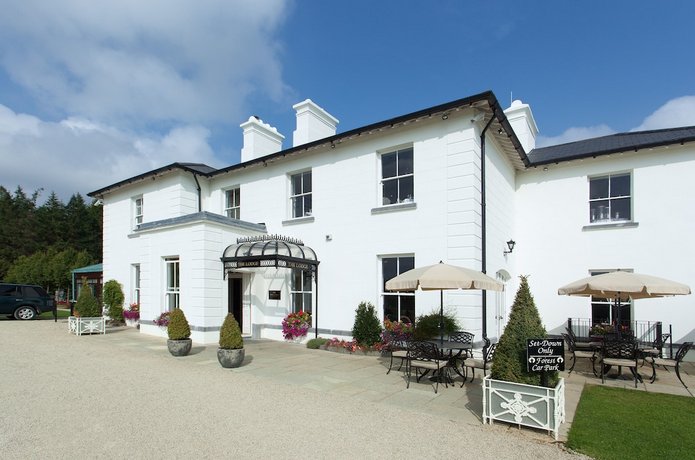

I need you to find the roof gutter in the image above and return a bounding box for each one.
[191,173,202,212]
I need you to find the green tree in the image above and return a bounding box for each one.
[490,276,559,387]
[352,301,383,347]
[167,308,191,340]
[74,277,102,317]
[102,279,125,322]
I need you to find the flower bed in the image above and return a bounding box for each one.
[320,338,385,356]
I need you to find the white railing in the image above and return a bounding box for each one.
[68,316,106,335]
[483,376,565,440]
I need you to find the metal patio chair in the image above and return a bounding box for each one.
[563,332,597,376]
[461,342,497,386]
[649,341,693,388]
[385,338,410,374]
[600,338,640,388]
[405,340,451,394]
[448,331,474,358]
[639,333,671,364]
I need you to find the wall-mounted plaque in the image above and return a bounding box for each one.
[268,290,281,300]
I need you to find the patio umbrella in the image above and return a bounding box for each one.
[558,270,691,336]
[385,261,504,343]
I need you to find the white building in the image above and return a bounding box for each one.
[89,92,695,345]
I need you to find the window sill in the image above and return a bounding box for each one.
[371,202,417,215]
[582,221,639,231]
[282,216,315,226]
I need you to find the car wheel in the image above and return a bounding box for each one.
[14,306,37,320]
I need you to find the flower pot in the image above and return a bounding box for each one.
[217,348,245,368]
[167,338,192,356]
[68,316,106,335]
[125,318,139,327]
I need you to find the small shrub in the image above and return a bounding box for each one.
[74,278,101,318]
[167,308,191,340]
[306,337,329,349]
[219,314,243,349]
[491,276,559,387]
[413,310,460,340]
[351,301,383,347]
[102,279,125,322]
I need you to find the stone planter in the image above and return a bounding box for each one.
[482,376,565,440]
[167,338,192,356]
[68,316,106,335]
[217,348,245,368]
[125,318,139,328]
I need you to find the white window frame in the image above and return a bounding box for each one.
[380,255,415,322]
[380,146,414,206]
[165,257,180,311]
[131,264,141,306]
[224,187,240,219]
[588,172,631,224]
[133,196,144,227]
[289,170,312,218]
[290,269,313,315]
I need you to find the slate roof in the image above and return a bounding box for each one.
[528,126,695,166]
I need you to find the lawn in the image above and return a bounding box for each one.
[567,385,695,459]
[39,309,71,319]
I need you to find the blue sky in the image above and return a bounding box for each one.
[1,1,694,201]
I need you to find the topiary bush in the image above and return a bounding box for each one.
[413,310,460,340]
[491,275,559,387]
[351,301,383,347]
[219,313,243,349]
[75,278,102,317]
[167,308,191,340]
[102,279,125,323]
[306,337,329,349]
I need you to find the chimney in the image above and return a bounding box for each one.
[292,99,339,147]
[240,116,284,162]
[504,100,538,153]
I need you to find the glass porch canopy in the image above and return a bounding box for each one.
[221,235,319,272]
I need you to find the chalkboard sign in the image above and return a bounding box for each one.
[527,338,565,372]
[268,290,281,300]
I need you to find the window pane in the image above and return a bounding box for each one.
[611,198,630,221]
[398,148,413,175]
[303,172,312,193]
[398,176,414,202]
[302,271,312,291]
[610,174,630,197]
[303,195,312,216]
[383,258,397,290]
[291,270,301,290]
[590,200,610,222]
[303,293,312,315]
[399,256,414,274]
[383,295,399,321]
[382,152,397,179]
[591,303,610,325]
[382,179,398,205]
[292,174,302,195]
[234,188,240,206]
[292,196,303,218]
[590,177,609,199]
[400,295,415,323]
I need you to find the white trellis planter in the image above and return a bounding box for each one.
[482,376,565,440]
[68,316,106,335]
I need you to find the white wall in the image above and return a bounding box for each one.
[515,144,695,342]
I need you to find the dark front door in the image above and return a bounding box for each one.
[228,277,243,330]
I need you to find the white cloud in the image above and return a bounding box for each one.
[632,96,695,131]
[536,125,616,148]
[0,104,220,202]
[0,0,290,127]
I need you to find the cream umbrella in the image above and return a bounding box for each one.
[385,261,504,343]
[558,270,691,336]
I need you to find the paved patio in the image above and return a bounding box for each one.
[63,323,695,441]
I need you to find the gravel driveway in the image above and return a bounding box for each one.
[0,320,588,459]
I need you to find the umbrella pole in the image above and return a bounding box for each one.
[439,290,444,345]
[615,293,622,339]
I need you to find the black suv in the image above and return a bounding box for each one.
[0,283,54,320]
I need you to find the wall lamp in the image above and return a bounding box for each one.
[503,239,516,255]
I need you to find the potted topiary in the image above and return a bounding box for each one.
[166,308,192,356]
[69,278,106,335]
[217,313,245,368]
[484,276,565,440]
